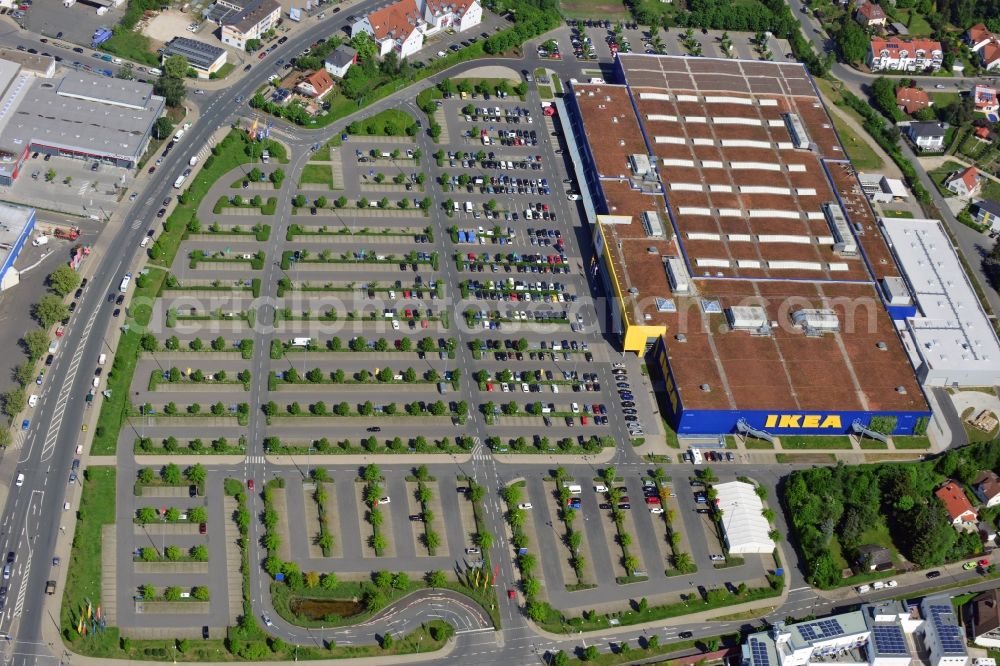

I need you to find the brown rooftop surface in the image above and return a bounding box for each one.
[571,55,925,413]
[660,280,925,412]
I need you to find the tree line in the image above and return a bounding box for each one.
[784,442,999,588]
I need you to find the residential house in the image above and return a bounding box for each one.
[352,0,425,59]
[295,69,334,100]
[323,45,357,79]
[978,520,997,546]
[422,0,481,34]
[969,588,1000,648]
[904,121,948,150]
[855,544,893,571]
[856,2,887,28]
[971,199,1000,232]
[351,0,482,59]
[868,38,944,72]
[934,480,978,526]
[946,166,981,196]
[974,84,999,115]
[966,23,1000,71]
[975,126,993,141]
[896,86,931,114]
[213,0,281,50]
[973,470,1000,507]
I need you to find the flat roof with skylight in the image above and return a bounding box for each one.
[565,54,929,435]
[881,217,1000,387]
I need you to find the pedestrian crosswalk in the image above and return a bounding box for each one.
[245,455,265,464]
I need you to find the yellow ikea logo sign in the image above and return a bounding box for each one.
[764,414,842,429]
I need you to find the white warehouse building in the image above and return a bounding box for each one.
[880,218,1000,387]
[714,481,775,554]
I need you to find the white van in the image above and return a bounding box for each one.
[594,484,608,493]
[188,155,199,167]
[464,201,473,213]
[174,128,185,141]
[566,484,582,495]
[173,174,186,189]
[98,353,107,365]
[291,337,311,347]
[48,340,59,354]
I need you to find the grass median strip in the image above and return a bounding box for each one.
[92,268,165,456]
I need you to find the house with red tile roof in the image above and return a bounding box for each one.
[856,2,887,28]
[935,480,979,526]
[868,38,943,72]
[966,23,1000,71]
[896,86,930,114]
[946,166,982,197]
[975,126,993,141]
[351,0,482,59]
[295,69,334,100]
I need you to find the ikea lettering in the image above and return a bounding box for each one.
[764,414,843,429]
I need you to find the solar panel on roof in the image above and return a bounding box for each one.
[928,604,966,655]
[700,299,722,314]
[749,638,770,666]
[872,625,907,655]
[797,618,845,642]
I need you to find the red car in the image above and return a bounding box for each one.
[645,496,661,505]
[979,558,990,567]
[507,589,516,599]
[247,479,254,491]
[55,325,65,338]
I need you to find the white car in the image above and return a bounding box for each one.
[649,507,664,514]
[885,580,898,588]
[518,503,533,510]
[709,554,725,561]
[262,614,274,627]
[63,502,70,511]
[15,473,24,487]
[571,402,580,413]
[140,237,150,248]
[377,496,391,505]
[28,394,37,408]
[391,320,399,330]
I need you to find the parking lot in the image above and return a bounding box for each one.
[94,60,808,631]
[534,22,794,68]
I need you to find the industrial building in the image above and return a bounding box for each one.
[880,217,1000,386]
[0,58,164,184]
[0,202,36,291]
[561,54,929,437]
[741,598,967,666]
[713,481,775,554]
[162,37,227,78]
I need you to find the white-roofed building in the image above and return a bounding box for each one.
[714,480,775,554]
[881,218,1000,387]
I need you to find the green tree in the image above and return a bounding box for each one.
[48,265,81,297]
[153,116,174,140]
[837,20,869,64]
[2,388,25,418]
[21,329,49,361]
[34,296,69,328]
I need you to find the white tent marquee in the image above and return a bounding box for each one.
[714,481,776,554]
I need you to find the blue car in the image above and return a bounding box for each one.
[21,419,29,431]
